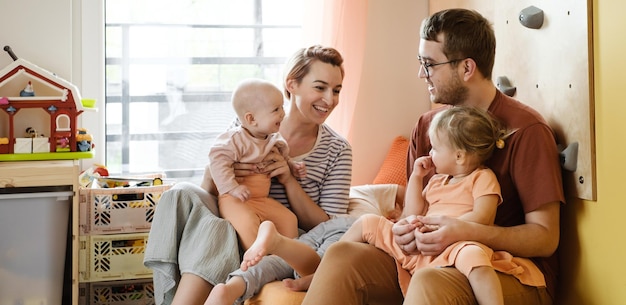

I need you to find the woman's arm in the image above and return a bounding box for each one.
[263,149,329,231]
[263,136,352,231]
[280,175,329,231]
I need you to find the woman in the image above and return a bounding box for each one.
[144,45,352,305]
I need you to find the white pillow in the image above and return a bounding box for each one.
[347,184,400,218]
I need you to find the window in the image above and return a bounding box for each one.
[105,0,303,184]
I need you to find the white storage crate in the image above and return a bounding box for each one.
[79,233,152,282]
[79,279,154,305]
[79,182,171,235]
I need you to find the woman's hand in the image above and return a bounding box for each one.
[228,147,296,186]
[232,162,261,177]
[257,147,296,185]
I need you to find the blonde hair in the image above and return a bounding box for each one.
[429,106,515,164]
[283,45,344,99]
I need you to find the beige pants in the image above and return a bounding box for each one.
[301,241,552,305]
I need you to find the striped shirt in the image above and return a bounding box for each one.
[269,124,352,216]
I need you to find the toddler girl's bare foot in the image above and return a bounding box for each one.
[241,220,281,271]
[204,283,238,305]
[283,274,314,292]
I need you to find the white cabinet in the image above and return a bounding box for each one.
[0,160,79,305]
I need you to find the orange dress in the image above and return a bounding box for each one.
[361,168,546,295]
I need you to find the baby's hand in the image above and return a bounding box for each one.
[229,185,250,202]
[289,161,307,178]
[414,215,438,233]
[412,156,434,178]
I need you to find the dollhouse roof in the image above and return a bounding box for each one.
[0,58,84,111]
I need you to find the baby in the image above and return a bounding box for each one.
[209,78,305,250]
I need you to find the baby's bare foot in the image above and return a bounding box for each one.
[241,221,281,271]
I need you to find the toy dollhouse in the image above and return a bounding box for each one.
[0,57,95,161]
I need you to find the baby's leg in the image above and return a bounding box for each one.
[241,221,320,277]
[454,244,503,305]
[204,276,246,305]
[340,214,387,245]
[339,216,365,242]
[468,266,503,305]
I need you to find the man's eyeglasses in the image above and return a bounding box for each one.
[418,58,465,78]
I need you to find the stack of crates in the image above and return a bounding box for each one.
[78,175,172,305]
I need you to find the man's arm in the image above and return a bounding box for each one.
[415,201,560,257]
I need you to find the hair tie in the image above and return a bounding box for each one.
[496,139,505,149]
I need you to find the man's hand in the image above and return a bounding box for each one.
[413,215,467,256]
[392,215,422,254]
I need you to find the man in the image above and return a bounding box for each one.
[301,8,565,305]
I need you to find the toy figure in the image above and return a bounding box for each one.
[25,127,37,138]
[76,128,93,152]
[20,81,35,97]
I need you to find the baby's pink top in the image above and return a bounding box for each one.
[209,126,288,194]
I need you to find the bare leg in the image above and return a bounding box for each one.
[283,273,314,291]
[468,266,504,305]
[241,220,321,277]
[172,273,213,305]
[204,276,246,305]
[339,216,365,242]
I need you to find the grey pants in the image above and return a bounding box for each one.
[144,182,240,305]
[228,216,356,304]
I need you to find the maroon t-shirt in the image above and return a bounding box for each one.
[407,90,565,299]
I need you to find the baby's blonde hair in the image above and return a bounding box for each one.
[429,106,514,164]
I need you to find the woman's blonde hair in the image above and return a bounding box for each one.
[283,45,344,99]
[429,106,515,164]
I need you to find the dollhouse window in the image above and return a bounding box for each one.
[56,114,71,132]
[104,0,303,184]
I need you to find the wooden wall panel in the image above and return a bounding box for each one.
[428,1,596,200]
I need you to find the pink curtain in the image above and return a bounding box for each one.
[302,0,368,141]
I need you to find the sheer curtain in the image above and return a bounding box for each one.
[302,0,368,142]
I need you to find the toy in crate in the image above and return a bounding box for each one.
[79,173,172,235]
[79,278,155,305]
[79,232,153,282]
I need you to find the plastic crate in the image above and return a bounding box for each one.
[79,279,155,305]
[79,233,152,282]
[79,182,172,235]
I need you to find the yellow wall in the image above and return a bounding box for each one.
[559,1,626,304]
